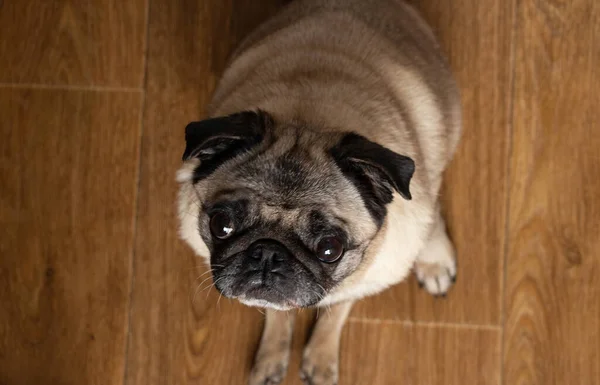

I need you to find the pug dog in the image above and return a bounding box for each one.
[176,0,461,384]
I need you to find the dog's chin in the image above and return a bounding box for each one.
[236,284,302,310]
[215,278,321,310]
[237,296,297,311]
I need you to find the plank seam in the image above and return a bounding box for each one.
[122,0,151,384]
[0,83,142,92]
[346,317,501,331]
[499,0,520,383]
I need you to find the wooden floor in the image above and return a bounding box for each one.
[0,1,598,384]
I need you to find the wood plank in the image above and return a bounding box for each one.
[335,321,500,385]
[124,1,288,384]
[503,0,600,384]
[352,0,515,325]
[278,320,501,385]
[0,89,142,385]
[0,0,147,87]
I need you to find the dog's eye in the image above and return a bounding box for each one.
[316,237,344,263]
[210,212,235,239]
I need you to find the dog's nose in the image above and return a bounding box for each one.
[248,240,290,270]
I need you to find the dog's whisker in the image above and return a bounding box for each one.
[200,281,217,294]
[191,280,208,304]
[190,276,222,303]
[204,277,227,300]
[192,269,216,282]
[190,264,223,280]
[195,274,216,291]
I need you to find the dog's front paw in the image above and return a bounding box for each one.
[248,351,289,385]
[300,347,338,385]
[414,256,457,296]
[414,215,457,297]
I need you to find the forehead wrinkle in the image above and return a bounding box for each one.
[208,186,260,204]
[263,205,314,232]
[266,126,301,157]
[233,128,343,198]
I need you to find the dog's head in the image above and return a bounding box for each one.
[177,110,414,310]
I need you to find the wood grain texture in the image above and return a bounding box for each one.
[503,0,600,384]
[124,1,288,384]
[337,321,500,385]
[0,0,147,87]
[278,319,500,385]
[0,89,141,385]
[352,0,515,325]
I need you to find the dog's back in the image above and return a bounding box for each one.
[209,0,461,197]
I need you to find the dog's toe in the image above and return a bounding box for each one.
[300,350,338,385]
[249,359,288,385]
[415,260,457,296]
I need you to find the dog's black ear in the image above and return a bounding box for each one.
[330,133,415,224]
[182,110,272,182]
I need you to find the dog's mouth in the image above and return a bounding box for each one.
[237,286,301,310]
[212,269,321,309]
